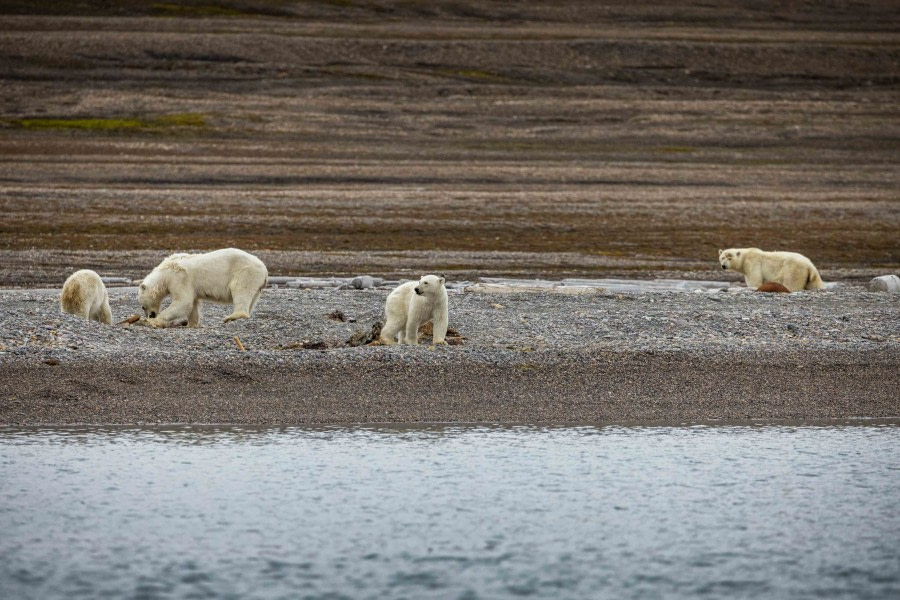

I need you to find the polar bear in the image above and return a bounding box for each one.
[60,269,113,324]
[380,274,448,345]
[718,248,825,292]
[139,248,267,328]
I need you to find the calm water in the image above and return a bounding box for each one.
[1,423,898,600]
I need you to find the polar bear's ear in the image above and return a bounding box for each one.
[139,283,146,290]
[718,249,723,255]
[439,276,445,284]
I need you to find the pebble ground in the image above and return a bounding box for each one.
[1,284,897,424]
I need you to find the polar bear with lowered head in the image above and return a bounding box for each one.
[380,274,448,345]
[719,247,825,292]
[139,248,267,328]
[60,269,113,324]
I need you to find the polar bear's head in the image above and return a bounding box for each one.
[138,276,167,319]
[718,248,743,271]
[413,274,445,296]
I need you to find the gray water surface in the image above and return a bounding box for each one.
[1,423,898,599]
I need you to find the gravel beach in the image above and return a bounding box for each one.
[1,282,897,424]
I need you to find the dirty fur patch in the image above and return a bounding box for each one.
[156,253,192,273]
[60,280,84,312]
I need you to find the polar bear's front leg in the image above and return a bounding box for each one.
[188,299,202,328]
[404,318,421,345]
[151,300,194,328]
[742,266,763,289]
[431,307,448,344]
[99,300,113,325]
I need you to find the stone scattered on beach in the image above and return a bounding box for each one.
[350,276,379,289]
[868,275,900,293]
[468,278,733,295]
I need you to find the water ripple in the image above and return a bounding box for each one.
[1,422,898,599]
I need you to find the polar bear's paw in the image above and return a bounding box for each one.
[223,310,250,323]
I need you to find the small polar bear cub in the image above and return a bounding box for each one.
[380,274,449,345]
[60,269,113,324]
[139,248,268,328]
[719,247,825,292]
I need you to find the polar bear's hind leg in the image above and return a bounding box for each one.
[779,268,806,293]
[99,300,113,325]
[223,276,260,323]
[249,286,263,314]
[223,291,253,322]
[379,317,403,345]
[223,307,251,323]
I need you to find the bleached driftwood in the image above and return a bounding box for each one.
[469,278,734,295]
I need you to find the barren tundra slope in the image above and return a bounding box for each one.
[0,1,898,287]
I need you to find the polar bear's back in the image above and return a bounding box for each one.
[168,248,265,275]
[158,249,266,283]
[60,269,107,314]
[386,280,417,300]
[154,248,268,303]
[757,249,815,267]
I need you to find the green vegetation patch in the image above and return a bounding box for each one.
[15,118,146,131]
[152,113,207,127]
[9,114,207,132]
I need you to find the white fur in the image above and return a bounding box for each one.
[60,269,112,324]
[719,247,825,292]
[139,248,267,328]
[380,274,449,345]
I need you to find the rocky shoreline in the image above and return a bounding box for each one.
[1,281,897,425]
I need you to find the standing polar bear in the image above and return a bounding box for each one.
[718,248,825,292]
[60,269,112,324]
[380,274,448,345]
[139,248,267,328]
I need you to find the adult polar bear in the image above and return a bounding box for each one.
[380,274,448,345]
[719,248,825,292]
[139,248,267,328]
[60,269,113,324]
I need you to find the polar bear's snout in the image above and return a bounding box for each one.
[414,287,424,295]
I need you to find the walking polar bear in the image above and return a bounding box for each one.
[380,274,448,345]
[60,269,112,324]
[139,248,267,328]
[718,248,825,292]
